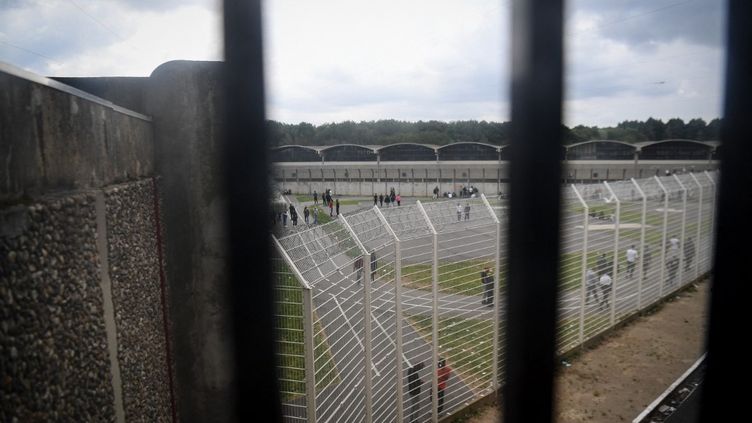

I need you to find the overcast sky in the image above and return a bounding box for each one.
[0,0,726,127]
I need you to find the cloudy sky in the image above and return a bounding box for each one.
[0,0,726,127]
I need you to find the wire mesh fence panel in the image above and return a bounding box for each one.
[344,209,399,423]
[634,177,666,308]
[270,172,719,423]
[422,198,498,419]
[558,187,587,353]
[677,174,702,284]
[658,176,686,295]
[609,180,644,321]
[272,256,308,422]
[571,183,616,342]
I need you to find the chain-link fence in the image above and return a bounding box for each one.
[272,171,717,423]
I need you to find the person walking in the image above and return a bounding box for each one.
[373,193,378,206]
[684,237,695,271]
[303,206,310,224]
[396,193,401,206]
[481,266,494,306]
[597,253,609,276]
[385,195,391,208]
[335,198,340,216]
[456,203,462,222]
[379,194,384,207]
[643,244,652,277]
[437,358,452,413]
[599,273,612,310]
[407,362,425,422]
[291,208,298,226]
[313,190,318,205]
[433,186,439,199]
[390,192,396,207]
[353,256,364,285]
[282,209,288,227]
[626,245,638,279]
[328,199,334,217]
[464,203,470,221]
[667,237,680,285]
[313,208,318,225]
[586,268,600,305]
[370,250,378,281]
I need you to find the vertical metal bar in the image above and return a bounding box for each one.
[603,182,619,326]
[505,0,563,421]
[363,253,373,423]
[302,288,317,423]
[571,186,588,346]
[374,205,404,423]
[415,201,439,423]
[654,176,669,297]
[673,175,687,286]
[702,2,752,419]
[222,1,280,420]
[704,171,717,262]
[481,194,501,390]
[689,173,703,279]
[630,178,646,310]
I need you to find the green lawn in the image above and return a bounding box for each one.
[274,262,340,401]
[402,259,502,296]
[407,315,495,391]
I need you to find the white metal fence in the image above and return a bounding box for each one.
[272,171,717,423]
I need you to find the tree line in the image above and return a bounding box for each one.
[266,117,721,147]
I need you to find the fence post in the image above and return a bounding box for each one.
[603,182,619,326]
[302,288,317,423]
[630,178,647,310]
[673,175,688,286]
[416,201,439,423]
[373,206,404,422]
[571,186,588,346]
[654,176,669,297]
[481,194,501,391]
[689,173,703,279]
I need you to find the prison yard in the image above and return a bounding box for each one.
[272,171,716,422]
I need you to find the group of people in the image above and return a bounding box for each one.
[313,190,340,217]
[586,235,697,310]
[374,188,401,207]
[456,202,471,221]
[407,358,453,421]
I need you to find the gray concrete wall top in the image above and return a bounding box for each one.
[0,63,154,202]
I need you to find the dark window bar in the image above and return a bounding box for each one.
[504,0,564,423]
[700,0,751,421]
[222,1,282,422]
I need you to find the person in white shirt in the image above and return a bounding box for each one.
[456,203,462,222]
[667,236,680,285]
[625,245,638,279]
[599,273,612,310]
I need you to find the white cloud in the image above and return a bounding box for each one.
[0,0,725,127]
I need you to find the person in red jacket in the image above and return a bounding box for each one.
[437,357,451,412]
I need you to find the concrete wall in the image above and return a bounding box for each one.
[0,66,154,204]
[272,160,718,196]
[1,65,172,422]
[145,61,234,423]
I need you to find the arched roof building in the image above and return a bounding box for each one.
[565,140,637,160]
[437,142,499,160]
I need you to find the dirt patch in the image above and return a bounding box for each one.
[464,281,708,423]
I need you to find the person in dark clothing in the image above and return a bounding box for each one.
[353,256,364,285]
[335,199,340,216]
[481,266,494,306]
[407,362,425,422]
[684,237,695,271]
[597,253,609,276]
[370,251,378,280]
[328,199,333,217]
[303,206,310,224]
[313,190,318,205]
[385,195,390,207]
[373,194,378,205]
[437,358,451,413]
[379,194,384,207]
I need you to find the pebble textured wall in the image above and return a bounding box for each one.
[0,194,116,422]
[105,180,171,422]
